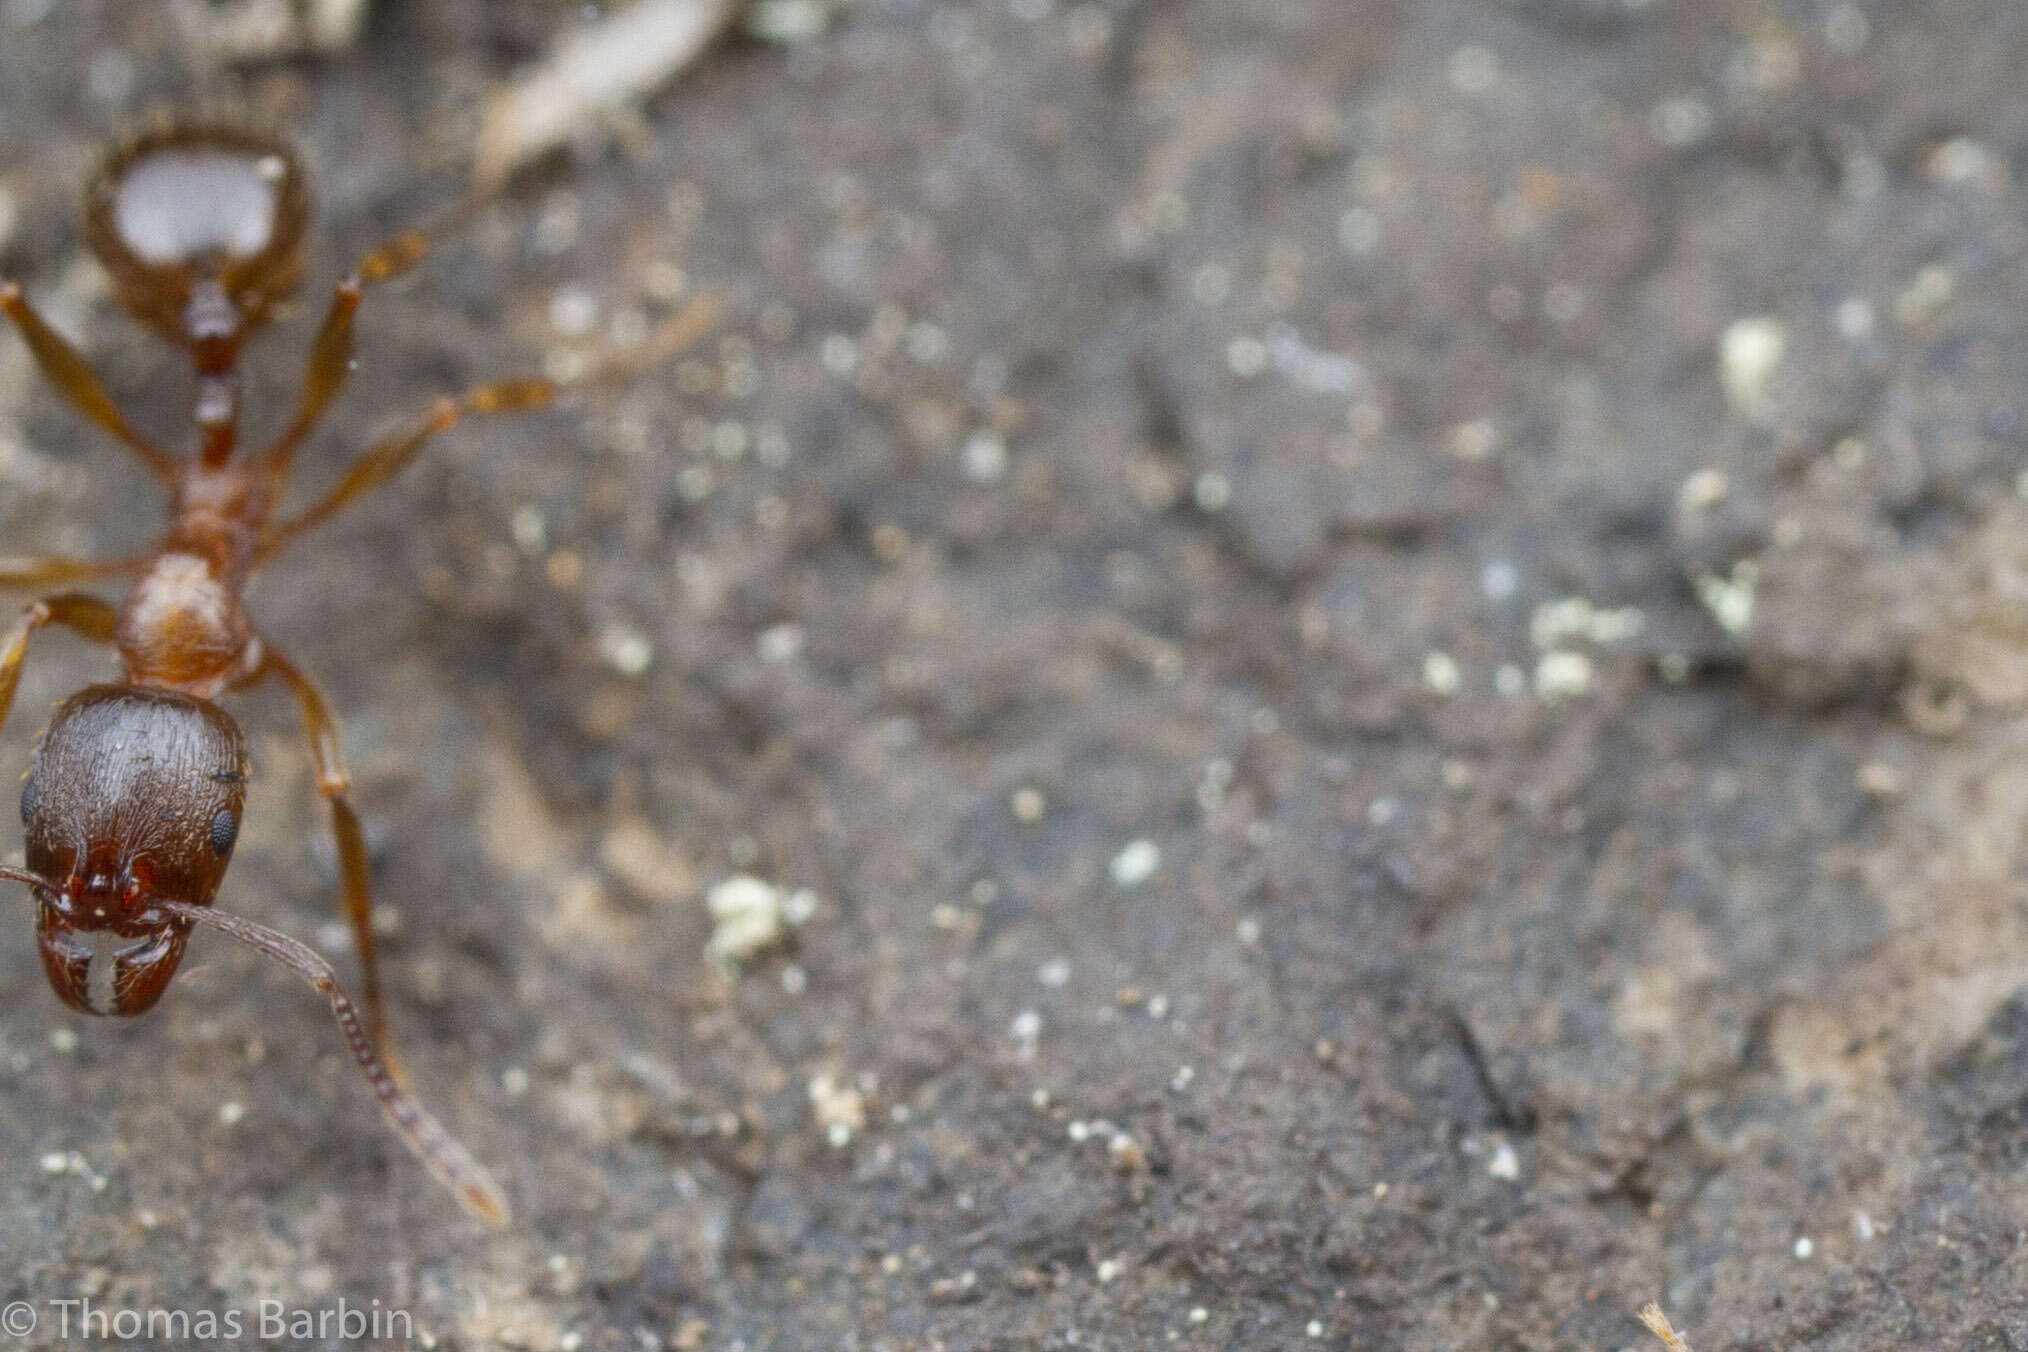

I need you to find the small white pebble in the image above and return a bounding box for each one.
[1011,787,1046,822]
[598,623,654,677]
[1447,44,1499,94]
[1193,472,1231,512]
[808,1072,865,1144]
[1011,1009,1041,1061]
[1147,993,1171,1019]
[1651,96,1713,147]
[820,333,859,375]
[705,875,785,963]
[1895,265,1954,326]
[757,621,805,664]
[1530,596,1594,650]
[1448,418,1497,462]
[1189,1306,1209,1325]
[1479,560,1518,602]
[511,503,546,554]
[1423,650,1461,696]
[1719,316,1787,414]
[1487,1140,1520,1181]
[960,430,1008,483]
[1494,663,1527,698]
[501,1066,531,1096]
[548,286,600,338]
[1694,561,1759,635]
[1835,297,1874,341]
[1928,136,1994,185]
[1336,207,1380,255]
[1225,336,1267,378]
[1096,1258,1120,1284]
[1307,1320,1325,1338]
[1236,917,1262,945]
[1037,956,1073,988]
[1111,839,1161,887]
[218,1100,245,1126]
[1535,650,1593,700]
[1067,1120,1091,1143]
[39,1152,66,1174]
[1854,1210,1876,1241]
[1794,1236,1814,1260]
[1678,468,1729,514]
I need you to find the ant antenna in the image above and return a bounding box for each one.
[0,857,507,1227]
[153,900,510,1226]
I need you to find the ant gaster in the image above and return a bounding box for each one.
[0,118,712,1225]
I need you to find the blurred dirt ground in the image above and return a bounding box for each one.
[9,0,2028,1348]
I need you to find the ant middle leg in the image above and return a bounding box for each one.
[239,640,407,1086]
[0,593,117,736]
[0,283,177,482]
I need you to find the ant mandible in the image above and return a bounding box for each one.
[0,117,712,1225]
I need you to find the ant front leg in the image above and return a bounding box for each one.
[240,641,408,1087]
[0,283,177,482]
[0,594,117,735]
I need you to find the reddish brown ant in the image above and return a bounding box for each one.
[0,117,712,1225]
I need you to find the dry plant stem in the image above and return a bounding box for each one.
[473,0,740,192]
[158,899,511,1226]
[1639,1303,1695,1352]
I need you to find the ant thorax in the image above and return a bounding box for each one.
[114,551,253,696]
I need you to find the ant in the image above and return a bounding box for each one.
[0,117,712,1225]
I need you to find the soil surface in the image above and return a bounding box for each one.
[5,1,2028,1348]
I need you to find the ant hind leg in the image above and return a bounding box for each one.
[260,214,486,489]
[258,292,715,563]
[0,553,148,590]
[0,283,177,482]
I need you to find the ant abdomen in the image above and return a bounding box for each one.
[83,122,310,357]
[24,684,246,1016]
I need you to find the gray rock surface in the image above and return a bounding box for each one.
[3,1,2028,1347]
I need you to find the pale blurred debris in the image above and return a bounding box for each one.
[1638,1304,1694,1352]
[475,0,741,193]
[741,0,830,44]
[1718,315,1786,419]
[704,874,815,964]
[170,0,368,63]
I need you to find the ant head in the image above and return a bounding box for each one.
[19,684,247,1016]
[83,120,310,365]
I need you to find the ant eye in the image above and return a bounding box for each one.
[210,807,239,858]
[19,776,35,826]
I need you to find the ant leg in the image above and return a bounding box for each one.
[260,219,485,488]
[0,553,147,589]
[0,594,117,736]
[0,283,177,482]
[241,641,407,1087]
[257,293,714,563]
